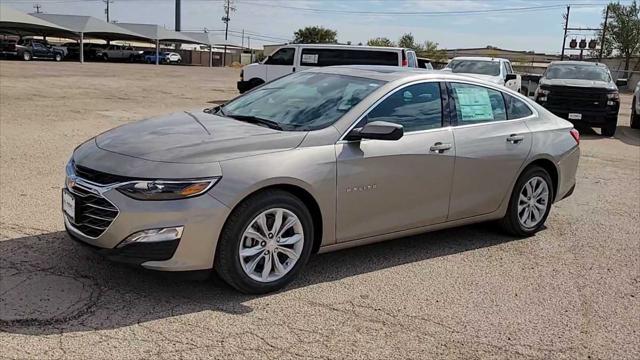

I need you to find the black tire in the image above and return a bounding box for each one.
[22,51,31,61]
[102,54,109,62]
[54,53,62,62]
[248,78,265,91]
[602,119,617,137]
[214,189,314,294]
[499,165,553,237]
[631,97,640,129]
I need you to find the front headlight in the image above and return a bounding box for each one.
[117,178,220,200]
[607,92,619,100]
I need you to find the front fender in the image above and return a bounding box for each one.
[210,146,338,246]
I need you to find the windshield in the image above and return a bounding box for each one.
[221,72,385,131]
[447,60,501,76]
[545,64,611,82]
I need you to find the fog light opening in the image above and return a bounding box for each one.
[117,226,184,248]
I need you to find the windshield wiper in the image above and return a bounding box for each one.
[225,114,283,130]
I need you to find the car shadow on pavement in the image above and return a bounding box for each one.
[577,124,639,146]
[1,224,525,335]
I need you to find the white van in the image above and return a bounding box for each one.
[237,44,419,93]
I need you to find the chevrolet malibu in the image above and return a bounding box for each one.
[63,66,580,294]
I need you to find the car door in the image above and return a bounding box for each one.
[335,81,455,242]
[31,42,48,58]
[503,62,519,92]
[264,47,296,82]
[447,81,532,220]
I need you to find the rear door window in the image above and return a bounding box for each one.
[504,94,533,119]
[265,48,295,66]
[300,48,399,67]
[450,82,507,125]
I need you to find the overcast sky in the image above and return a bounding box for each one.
[3,0,632,53]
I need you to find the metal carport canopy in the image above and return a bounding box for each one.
[32,14,150,63]
[0,5,75,38]
[117,23,204,65]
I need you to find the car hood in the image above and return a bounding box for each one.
[540,78,616,90]
[95,111,307,164]
[455,73,503,84]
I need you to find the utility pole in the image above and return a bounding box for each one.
[33,4,42,13]
[241,29,244,49]
[221,0,235,66]
[560,6,570,61]
[598,4,609,62]
[103,0,113,23]
[175,0,181,31]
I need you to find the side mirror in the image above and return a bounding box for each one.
[345,121,404,141]
[505,73,517,83]
[615,79,628,87]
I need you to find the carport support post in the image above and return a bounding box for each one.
[209,45,213,67]
[155,39,160,65]
[79,32,84,64]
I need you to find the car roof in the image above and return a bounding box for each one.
[282,44,408,51]
[451,56,507,62]
[548,60,607,68]
[308,65,484,82]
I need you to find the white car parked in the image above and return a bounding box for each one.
[444,57,522,93]
[237,44,419,93]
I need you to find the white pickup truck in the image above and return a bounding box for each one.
[444,57,522,93]
[96,45,143,62]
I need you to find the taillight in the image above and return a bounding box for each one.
[570,128,580,145]
[402,59,408,67]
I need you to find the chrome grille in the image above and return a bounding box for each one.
[67,185,118,238]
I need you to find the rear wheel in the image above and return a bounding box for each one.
[102,54,109,62]
[54,53,62,62]
[215,190,314,294]
[499,166,553,237]
[22,51,31,61]
[631,97,639,129]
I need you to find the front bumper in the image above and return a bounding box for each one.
[540,103,619,125]
[64,185,231,271]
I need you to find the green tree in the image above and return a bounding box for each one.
[417,40,447,62]
[596,1,640,71]
[367,37,395,47]
[398,33,421,51]
[292,26,338,44]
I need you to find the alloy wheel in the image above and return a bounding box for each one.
[517,176,550,228]
[239,208,304,283]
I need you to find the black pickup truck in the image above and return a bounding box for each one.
[534,61,626,136]
[0,39,65,61]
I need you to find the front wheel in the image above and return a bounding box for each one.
[22,51,32,61]
[499,166,553,237]
[215,190,314,294]
[631,98,639,129]
[602,120,617,137]
[54,53,62,62]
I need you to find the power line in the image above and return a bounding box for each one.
[239,1,611,17]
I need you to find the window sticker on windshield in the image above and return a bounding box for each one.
[454,86,494,121]
[302,54,318,64]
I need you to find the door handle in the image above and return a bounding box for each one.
[429,142,452,153]
[506,134,524,144]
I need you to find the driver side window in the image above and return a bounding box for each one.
[265,48,295,66]
[366,82,443,132]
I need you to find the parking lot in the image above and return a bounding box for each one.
[0,61,638,359]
